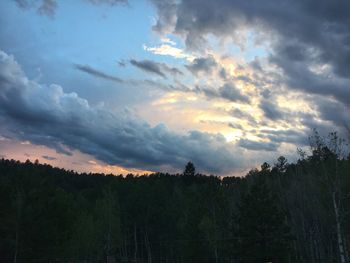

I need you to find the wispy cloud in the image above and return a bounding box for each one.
[130,59,183,78]
[75,64,123,83]
[42,155,57,161]
[16,0,128,18]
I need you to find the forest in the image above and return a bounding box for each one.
[0,131,350,263]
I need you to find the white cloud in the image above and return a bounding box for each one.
[143,44,195,61]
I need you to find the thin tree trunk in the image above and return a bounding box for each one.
[144,229,152,263]
[344,237,350,263]
[14,188,23,263]
[14,228,18,263]
[134,225,138,262]
[332,191,346,263]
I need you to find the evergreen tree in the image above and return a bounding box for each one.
[237,179,292,263]
[184,162,196,176]
[0,132,349,263]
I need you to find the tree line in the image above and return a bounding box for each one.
[0,131,349,263]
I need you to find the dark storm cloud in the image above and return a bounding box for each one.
[152,0,350,75]
[0,50,242,174]
[238,138,278,152]
[152,0,350,114]
[75,64,123,83]
[130,59,183,78]
[186,56,217,75]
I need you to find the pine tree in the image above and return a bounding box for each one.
[237,179,292,263]
[183,162,196,177]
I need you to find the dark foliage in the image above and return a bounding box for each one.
[0,133,350,263]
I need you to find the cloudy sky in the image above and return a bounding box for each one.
[0,0,349,175]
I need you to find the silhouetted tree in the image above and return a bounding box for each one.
[274,156,288,173]
[237,180,292,262]
[0,130,349,263]
[184,162,196,176]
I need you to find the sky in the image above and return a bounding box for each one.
[0,0,349,176]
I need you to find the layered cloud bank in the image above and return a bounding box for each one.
[151,0,350,118]
[0,50,245,174]
[2,0,350,175]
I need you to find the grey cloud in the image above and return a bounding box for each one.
[15,0,57,18]
[218,83,249,103]
[130,59,183,78]
[153,0,350,76]
[130,59,166,77]
[152,0,350,113]
[285,110,349,142]
[86,0,128,5]
[258,129,308,146]
[299,113,338,137]
[153,80,250,104]
[186,56,217,75]
[163,66,184,77]
[75,63,246,105]
[37,0,56,18]
[15,0,29,9]
[260,89,271,99]
[238,138,278,152]
[200,83,249,103]
[42,155,57,161]
[315,97,350,128]
[152,0,178,35]
[272,56,350,107]
[74,64,181,91]
[259,99,283,120]
[15,0,127,18]
[250,58,263,72]
[0,50,243,174]
[118,60,126,67]
[199,120,243,130]
[235,75,251,83]
[219,68,227,79]
[230,108,257,125]
[75,64,123,83]
[228,123,243,129]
